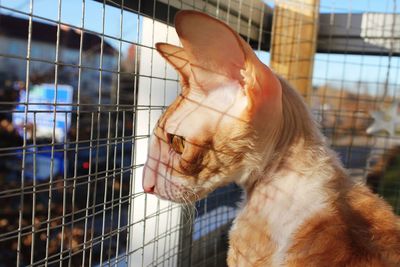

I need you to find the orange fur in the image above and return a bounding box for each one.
[227,80,400,266]
[286,182,400,267]
[142,10,400,266]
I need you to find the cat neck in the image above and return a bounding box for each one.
[235,140,344,266]
[238,76,331,193]
[242,137,342,196]
[233,76,349,262]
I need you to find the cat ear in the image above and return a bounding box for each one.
[155,43,191,82]
[174,10,245,88]
[237,37,282,114]
[174,10,282,115]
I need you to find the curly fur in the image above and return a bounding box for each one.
[143,10,400,267]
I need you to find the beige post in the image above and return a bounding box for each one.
[270,0,320,104]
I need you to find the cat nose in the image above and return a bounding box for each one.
[143,161,157,194]
[143,185,155,194]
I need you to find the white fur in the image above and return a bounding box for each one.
[165,81,247,139]
[243,171,330,266]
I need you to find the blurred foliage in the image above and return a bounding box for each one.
[367,146,400,215]
[377,154,400,215]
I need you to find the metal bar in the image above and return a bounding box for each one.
[113,2,126,262]
[29,113,37,265]
[81,110,96,266]
[59,113,68,266]
[105,2,125,262]
[67,0,86,265]
[115,110,126,264]
[126,0,142,265]
[99,112,112,266]
[44,1,63,265]
[177,209,194,267]
[16,0,34,265]
[141,2,158,265]
[87,0,107,265]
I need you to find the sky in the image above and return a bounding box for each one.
[265,0,400,13]
[0,0,140,49]
[319,0,399,14]
[1,0,399,95]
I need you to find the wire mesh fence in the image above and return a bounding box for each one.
[0,0,399,266]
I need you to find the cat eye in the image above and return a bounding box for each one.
[167,133,185,154]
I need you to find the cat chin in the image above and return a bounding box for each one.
[154,194,195,204]
[154,188,208,204]
[161,197,196,204]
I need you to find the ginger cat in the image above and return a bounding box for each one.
[142,10,400,267]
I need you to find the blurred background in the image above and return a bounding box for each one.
[0,0,399,266]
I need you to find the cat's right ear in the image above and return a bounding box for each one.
[155,43,191,84]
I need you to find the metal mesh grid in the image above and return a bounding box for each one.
[0,1,399,267]
[0,0,139,266]
[311,0,400,215]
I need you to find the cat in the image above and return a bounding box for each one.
[142,10,400,267]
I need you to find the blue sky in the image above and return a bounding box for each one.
[1,0,399,94]
[0,0,140,48]
[319,0,399,13]
[265,0,400,13]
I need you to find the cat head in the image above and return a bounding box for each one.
[142,10,283,202]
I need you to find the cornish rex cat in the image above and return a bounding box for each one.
[142,10,400,267]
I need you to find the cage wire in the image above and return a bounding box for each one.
[0,0,399,267]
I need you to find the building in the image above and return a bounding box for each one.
[0,14,118,104]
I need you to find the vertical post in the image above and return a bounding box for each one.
[129,16,183,267]
[177,208,194,267]
[270,0,320,103]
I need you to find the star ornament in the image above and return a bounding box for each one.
[366,102,400,136]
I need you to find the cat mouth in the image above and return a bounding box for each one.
[153,186,203,204]
[142,153,207,203]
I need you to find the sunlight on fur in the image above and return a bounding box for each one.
[142,10,400,267]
